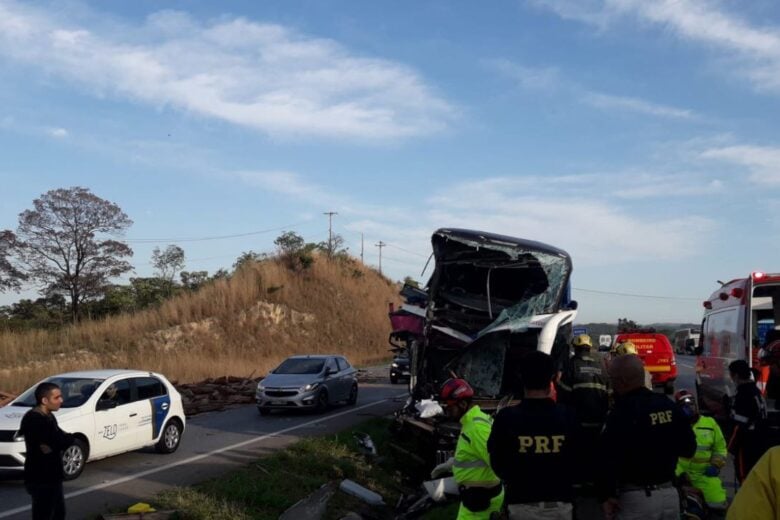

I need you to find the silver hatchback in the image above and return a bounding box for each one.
[256,355,358,415]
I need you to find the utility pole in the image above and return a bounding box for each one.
[360,233,364,264]
[323,211,338,257]
[376,241,386,275]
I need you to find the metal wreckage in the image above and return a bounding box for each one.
[389,228,577,476]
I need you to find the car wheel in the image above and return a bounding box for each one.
[258,407,271,416]
[347,383,358,405]
[315,389,329,413]
[62,438,88,480]
[155,419,183,454]
[390,374,398,385]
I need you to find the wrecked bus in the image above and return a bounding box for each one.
[391,229,577,463]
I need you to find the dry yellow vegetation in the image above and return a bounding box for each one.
[0,257,398,393]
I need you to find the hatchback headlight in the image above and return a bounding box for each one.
[391,363,399,368]
[256,382,265,392]
[12,431,24,442]
[301,382,320,392]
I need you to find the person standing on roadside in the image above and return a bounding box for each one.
[432,378,504,520]
[20,382,74,520]
[597,355,696,520]
[727,359,768,484]
[488,351,579,520]
[557,334,609,482]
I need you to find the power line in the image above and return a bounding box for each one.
[573,287,700,301]
[323,212,338,258]
[125,220,313,244]
[375,241,386,275]
[385,242,430,258]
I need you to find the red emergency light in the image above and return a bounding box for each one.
[754,271,766,280]
[731,288,744,298]
[703,301,712,309]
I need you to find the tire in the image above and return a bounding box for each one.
[155,419,183,454]
[390,374,399,385]
[315,389,329,413]
[258,407,271,416]
[347,383,358,406]
[62,438,88,480]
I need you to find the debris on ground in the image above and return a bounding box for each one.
[353,432,378,460]
[339,479,385,506]
[278,483,335,520]
[176,375,259,416]
[0,391,16,407]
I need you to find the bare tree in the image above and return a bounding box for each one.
[0,230,25,292]
[151,244,185,285]
[15,187,133,322]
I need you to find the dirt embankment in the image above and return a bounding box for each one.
[0,256,399,395]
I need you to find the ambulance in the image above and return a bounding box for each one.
[696,272,780,418]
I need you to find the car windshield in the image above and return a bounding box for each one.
[274,358,325,375]
[13,377,105,408]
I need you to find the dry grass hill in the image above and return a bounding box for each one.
[0,257,398,394]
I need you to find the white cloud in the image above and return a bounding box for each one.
[700,145,780,184]
[489,60,698,120]
[581,92,695,120]
[45,127,69,138]
[0,2,454,140]
[533,0,780,94]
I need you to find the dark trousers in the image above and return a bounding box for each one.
[27,482,65,520]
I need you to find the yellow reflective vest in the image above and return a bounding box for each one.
[676,415,727,475]
[453,405,501,488]
[727,446,780,520]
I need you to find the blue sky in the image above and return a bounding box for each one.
[2,0,780,323]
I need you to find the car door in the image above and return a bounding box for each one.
[132,376,170,446]
[324,357,346,401]
[92,378,137,457]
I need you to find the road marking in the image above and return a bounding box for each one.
[0,394,405,519]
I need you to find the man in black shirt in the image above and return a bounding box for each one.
[597,355,696,520]
[488,351,579,519]
[19,382,74,520]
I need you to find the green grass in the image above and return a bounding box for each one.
[141,418,455,520]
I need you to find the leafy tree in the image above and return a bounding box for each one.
[211,268,230,281]
[14,187,133,321]
[130,277,174,309]
[274,231,305,256]
[180,270,209,291]
[0,230,25,292]
[233,250,264,271]
[317,233,347,258]
[151,245,185,286]
[617,317,639,333]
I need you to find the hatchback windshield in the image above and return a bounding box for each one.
[13,377,104,408]
[274,358,325,375]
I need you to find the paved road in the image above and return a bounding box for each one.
[0,380,406,520]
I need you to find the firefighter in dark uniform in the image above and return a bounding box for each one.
[557,333,609,485]
[727,359,768,483]
[488,351,579,520]
[597,354,696,520]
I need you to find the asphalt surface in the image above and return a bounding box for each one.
[0,377,406,520]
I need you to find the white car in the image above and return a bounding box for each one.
[0,369,186,480]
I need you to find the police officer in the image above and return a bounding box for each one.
[673,390,727,512]
[557,334,609,483]
[597,354,696,520]
[433,378,503,520]
[488,351,579,519]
